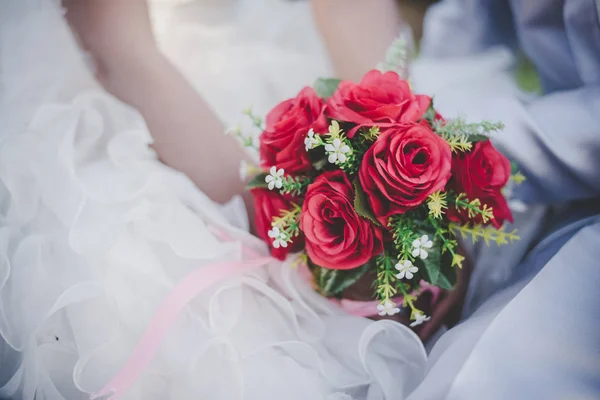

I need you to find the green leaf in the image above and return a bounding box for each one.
[246,173,268,190]
[353,179,382,227]
[423,100,436,124]
[314,78,342,99]
[440,249,458,287]
[419,237,454,290]
[313,262,371,296]
[511,161,520,175]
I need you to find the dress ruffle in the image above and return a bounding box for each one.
[0,1,425,399]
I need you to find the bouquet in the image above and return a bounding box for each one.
[235,38,523,327]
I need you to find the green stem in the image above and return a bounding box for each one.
[376,256,397,301]
[396,280,419,318]
[428,217,456,257]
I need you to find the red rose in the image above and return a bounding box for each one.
[259,87,327,173]
[251,189,304,260]
[452,140,511,193]
[326,70,430,137]
[449,140,513,228]
[359,122,452,225]
[300,170,383,270]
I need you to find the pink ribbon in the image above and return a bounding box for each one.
[331,296,405,317]
[90,226,441,399]
[90,256,271,399]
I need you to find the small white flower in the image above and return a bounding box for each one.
[324,138,351,164]
[304,129,319,151]
[410,311,431,327]
[377,300,401,316]
[267,227,288,249]
[265,166,284,190]
[411,235,433,259]
[395,260,419,280]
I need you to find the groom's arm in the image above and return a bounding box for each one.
[417,0,600,204]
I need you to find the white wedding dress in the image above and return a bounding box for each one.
[0,1,426,399]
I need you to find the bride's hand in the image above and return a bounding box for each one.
[64,0,255,226]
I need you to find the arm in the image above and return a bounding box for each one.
[310,0,405,82]
[64,0,254,211]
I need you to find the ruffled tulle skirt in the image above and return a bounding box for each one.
[0,2,425,399]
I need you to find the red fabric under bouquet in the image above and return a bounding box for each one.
[238,67,521,326]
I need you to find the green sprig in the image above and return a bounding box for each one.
[511,171,527,185]
[271,203,302,245]
[428,216,458,258]
[377,32,412,78]
[242,107,264,131]
[389,216,420,262]
[452,193,495,223]
[228,124,257,150]
[375,256,398,303]
[435,116,504,153]
[436,115,504,137]
[396,281,422,321]
[364,126,381,142]
[450,223,520,246]
[280,176,313,197]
